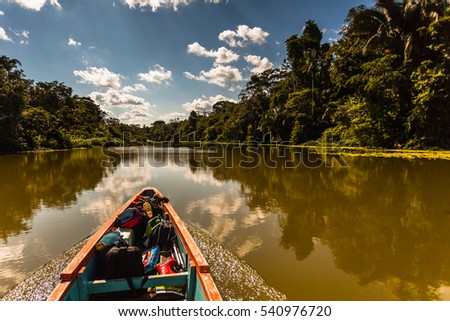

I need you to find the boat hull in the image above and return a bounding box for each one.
[48,187,221,301]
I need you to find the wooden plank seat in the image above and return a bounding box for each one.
[88,273,189,295]
[65,260,197,300]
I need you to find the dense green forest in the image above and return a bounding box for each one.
[0,56,152,152]
[1,0,449,153]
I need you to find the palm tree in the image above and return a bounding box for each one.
[302,49,318,116]
[344,0,448,62]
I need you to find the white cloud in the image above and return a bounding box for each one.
[158,112,186,121]
[68,37,81,46]
[122,83,147,93]
[184,64,243,88]
[89,89,154,125]
[74,66,156,125]
[119,108,153,125]
[218,25,269,47]
[82,55,89,66]
[19,30,29,44]
[0,27,12,42]
[182,94,236,113]
[187,42,239,64]
[12,0,61,11]
[89,89,153,110]
[122,0,223,12]
[74,67,123,88]
[228,84,242,93]
[244,55,273,74]
[6,28,29,44]
[138,65,172,85]
[122,0,189,12]
[0,11,4,16]
[49,0,61,9]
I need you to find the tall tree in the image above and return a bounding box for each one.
[408,8,450,148]
[0,56,31,152]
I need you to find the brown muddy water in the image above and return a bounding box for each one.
[1,146,450,300]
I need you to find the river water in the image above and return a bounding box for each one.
[1,146,449,300]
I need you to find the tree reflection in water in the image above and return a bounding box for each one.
[188,145,450,300]
[0,149,114,241]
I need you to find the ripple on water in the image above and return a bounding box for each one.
[2,239,88,301]
[187,224,287,301]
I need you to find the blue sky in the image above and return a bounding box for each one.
[0,0,373,125]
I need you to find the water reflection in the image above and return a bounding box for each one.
[0,149,118,297]
[1,146,449,300]
[173,146,450,300]
[0,149,114,241]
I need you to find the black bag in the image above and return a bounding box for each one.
[104,246,144,279]
[95,231,128,278]
[148,219,176,251]
[133,214,149,246]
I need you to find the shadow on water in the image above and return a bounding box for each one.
[2,224,285,301]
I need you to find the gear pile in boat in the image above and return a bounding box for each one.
[93,189,187,300]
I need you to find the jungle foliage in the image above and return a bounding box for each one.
[162,1,450,150]
[1,1,449,152]
[0,56,150,152]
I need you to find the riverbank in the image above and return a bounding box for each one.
[166,141,450,161]
[3,142,450,161]
[303,145,450,161]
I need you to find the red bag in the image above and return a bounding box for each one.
[121,214,143,228]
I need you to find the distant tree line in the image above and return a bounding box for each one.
[0,56,152,152]
[1,1,449,153]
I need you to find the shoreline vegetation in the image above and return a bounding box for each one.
[1,2,450,157]
[7,143,450,161]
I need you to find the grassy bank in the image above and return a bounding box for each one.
[298,145,450,161]
[155,141,450,161]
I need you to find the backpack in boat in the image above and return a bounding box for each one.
[147,218,176,251]
[150,198,164,217]
[145,215,162,239]
[104,246,144,279]
[133,214,149,247]
[145,192,170,218]
[95,230,128,278]
[116,208,143,229]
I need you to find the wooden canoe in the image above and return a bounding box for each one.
[48,186,222,301]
